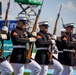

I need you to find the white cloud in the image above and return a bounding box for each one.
[48,17,54,24]
[62,1,76,12]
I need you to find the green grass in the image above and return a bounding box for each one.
[12,72,52,75]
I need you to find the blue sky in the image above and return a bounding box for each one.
[0,0,76,35]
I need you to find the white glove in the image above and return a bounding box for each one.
[29,37,36,42]
[32,32,37,37]
[52,35,57,40]
[1,34,7,39]
[2,26,8,33]
[51,39,56,45]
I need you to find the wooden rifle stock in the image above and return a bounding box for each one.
[49,5,62,61]
[27,0,44,59]
[0,0,10,57]
[0,40,4,56]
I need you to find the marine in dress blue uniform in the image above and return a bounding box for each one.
[57,29,66,64]
[61,23,76,75]
[35,21,52,75]
[35,21,63,75]
[0,26,13,75]
[10,18,41,75]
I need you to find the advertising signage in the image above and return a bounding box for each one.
[0,20,17,31]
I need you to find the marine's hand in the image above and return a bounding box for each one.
[51,39,56,45]
[29,37,36,42]
[0,34,7,39]
[52,35,57,40]
[32,32,37,37]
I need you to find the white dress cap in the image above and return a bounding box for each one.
[64,23,74,28]
[16,17,27,21]
[60,29,66,32]
[38,21,48,25]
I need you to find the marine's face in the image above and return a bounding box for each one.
[66,27,73,34]
[17,21,25,28]
[61,32,66,36]
[39,25,48,32]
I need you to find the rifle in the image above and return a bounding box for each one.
[0,0,10,57]
[49,5,62,61]
[61,17,65,28]
[27,0,44,59]
[53,5,62,35]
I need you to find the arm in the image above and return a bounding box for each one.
[36,34,52,46]
[61,36,75,49]
[11,30,29,43]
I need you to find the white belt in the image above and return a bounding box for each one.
[58,51,63,53]
[63,49,75,53]
[13,45,26,48]
[36,48,47,50]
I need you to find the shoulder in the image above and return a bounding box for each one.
[61,35,67,41]
[11,28,19,33]
[37,32,42,36]
[37,32,42,38]
[11,29,18,36]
